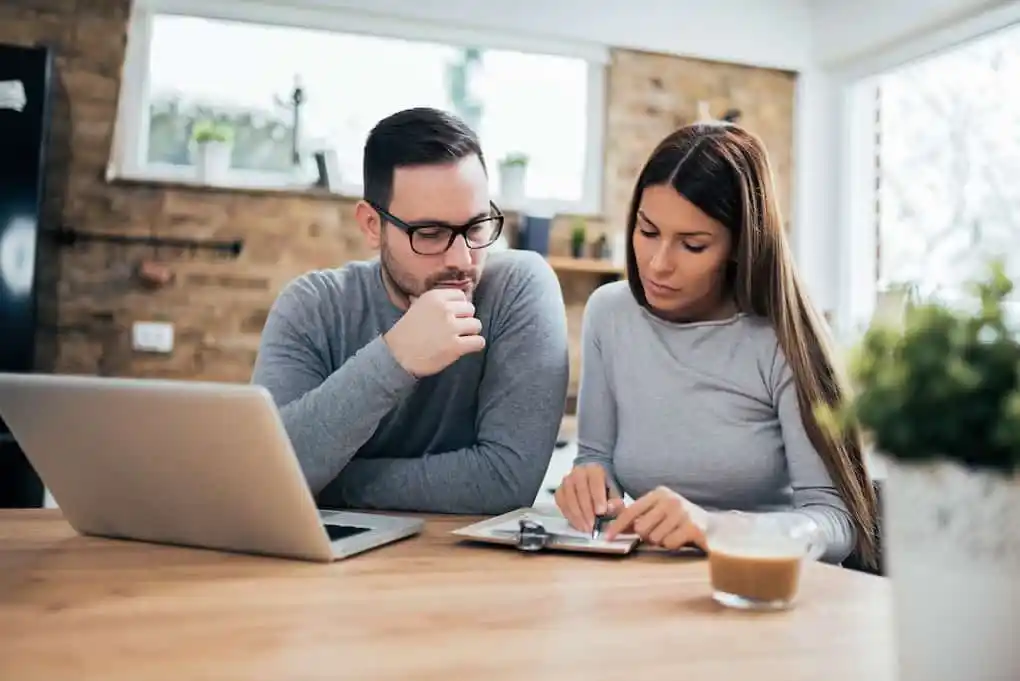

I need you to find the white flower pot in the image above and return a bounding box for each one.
[883,457,1020,681]
[872,287,912,328]
[499,162,526,205]
[194,141,232,184]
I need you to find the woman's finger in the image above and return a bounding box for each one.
[556,476,585,532]
[633,500,669,538]
[568,467,599,531]
[647,504,688,545]
[585,466,609,516]
[604,492,655,539]
[660,523,701,551]
[606,496,626,516]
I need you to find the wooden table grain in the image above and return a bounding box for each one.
[0,509,895,680]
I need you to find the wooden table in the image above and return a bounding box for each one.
[0,509,895,680]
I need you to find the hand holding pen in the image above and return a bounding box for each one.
[554,463,625,535]
[602,486,708,551]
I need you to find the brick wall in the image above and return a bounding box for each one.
[1,0,796,399]
[604,49,796,233]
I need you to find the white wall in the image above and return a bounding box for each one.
[293,0,817,70]
[812,0,1015,68]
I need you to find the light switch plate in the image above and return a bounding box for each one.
[132,321,174,353]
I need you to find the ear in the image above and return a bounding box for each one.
[355,200,382,249]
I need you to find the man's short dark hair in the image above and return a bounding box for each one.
[363,107,485,209]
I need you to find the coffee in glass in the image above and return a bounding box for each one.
[705,511,824,611]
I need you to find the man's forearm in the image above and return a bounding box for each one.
[270,337,418,494]
[323,440,551,514]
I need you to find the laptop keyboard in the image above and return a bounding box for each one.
[324,524,372,542]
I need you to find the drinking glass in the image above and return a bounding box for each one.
[705,511,825,611]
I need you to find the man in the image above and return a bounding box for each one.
[251,107,570,515]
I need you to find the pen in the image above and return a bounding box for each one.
[591,485,613,540]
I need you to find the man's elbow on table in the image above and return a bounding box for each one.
[464,443,551,515]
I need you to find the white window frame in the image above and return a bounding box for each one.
[835,75,880,338]
[831,4,1020,338]
[107,0,610,216]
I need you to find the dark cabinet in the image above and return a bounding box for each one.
[0,42,55,508]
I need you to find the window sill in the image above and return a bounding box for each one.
[105,170,602,219]
[107,171,360,203]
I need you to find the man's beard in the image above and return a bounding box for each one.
[380,244,479,307]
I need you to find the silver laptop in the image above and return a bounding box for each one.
[0,372,424,562]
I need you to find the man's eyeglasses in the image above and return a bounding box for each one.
[368,200,505,256]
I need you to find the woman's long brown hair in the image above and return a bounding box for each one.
[624,122,879,568]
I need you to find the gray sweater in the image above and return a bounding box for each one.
[574,281,855,564]
[251,249,569,515]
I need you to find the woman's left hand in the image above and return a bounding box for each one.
[603,486,708,551]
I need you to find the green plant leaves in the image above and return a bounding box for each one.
[830,258,1020,475]
[191,118,234,144]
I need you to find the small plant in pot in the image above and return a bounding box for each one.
[191,119,234,184]
[498,152,528,205]
[570,218,586,259]
[818,258,1020,681]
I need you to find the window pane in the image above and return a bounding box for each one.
[877,24,1020,305]
[145,14,591,205]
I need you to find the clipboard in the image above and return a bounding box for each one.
[451,507,641,555]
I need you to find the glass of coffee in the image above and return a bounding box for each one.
[705,511,825,611]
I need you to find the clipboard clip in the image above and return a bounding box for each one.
[516,518,552,552]
[493,515,601,552]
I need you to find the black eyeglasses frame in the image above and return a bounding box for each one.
[367,200,505,255]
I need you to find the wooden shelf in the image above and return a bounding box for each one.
[546,256,624,276]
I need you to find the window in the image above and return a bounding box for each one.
[874,23,1020,306]
[112,0,609,215]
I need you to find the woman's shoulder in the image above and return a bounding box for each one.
[729,315,793,391]
[733,313,779,344]
[576,281,639,352]
[582,281,639,332]
[586,279,634,312]
[730,314,783,362]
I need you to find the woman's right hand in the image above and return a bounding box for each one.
[554,463,625,533]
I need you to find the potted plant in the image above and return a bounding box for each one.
[191,119,234,184]
[570,218,586,259]
[498,152,528,205]
[818,259,1020,681]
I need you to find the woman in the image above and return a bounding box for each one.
[555,121,878,567]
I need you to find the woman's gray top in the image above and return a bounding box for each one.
[573,281,855,564]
